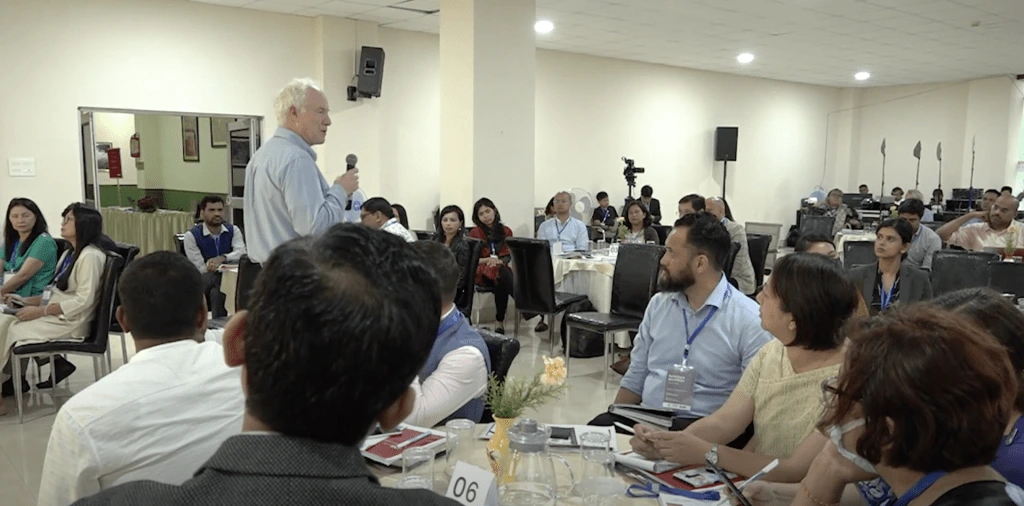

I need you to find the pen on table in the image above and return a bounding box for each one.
[391,431,430,450]
[614,422,635,434]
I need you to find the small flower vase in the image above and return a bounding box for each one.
[487,416,517,475]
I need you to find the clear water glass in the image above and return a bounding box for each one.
[577,449,622,506]
[397,446,434,490]
[445,418,476,476]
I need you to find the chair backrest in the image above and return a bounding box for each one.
[84,252,126,353]
[108,242,141,326]
[746,233,772,289]
[930,250,999,295]
[412,230,433,241]
[653,225,671,246]
[724,241,741,278]
[799,215,835,238]
[988,261,1024,298]
[456,238,485,318]
[534,215,547,235]
[54,238,69,259]
[610,244,665,319]
[236,255,263,311]
[843,241,877,270]
[174,234,186,256]
[506,237,558,314]
[477,328,521,424]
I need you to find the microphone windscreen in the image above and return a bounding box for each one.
[345,153,358,166]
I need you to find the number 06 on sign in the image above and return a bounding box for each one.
[445,461,499,506]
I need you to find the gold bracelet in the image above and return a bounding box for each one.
[801,482,840,506]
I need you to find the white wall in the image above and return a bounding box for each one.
[838,77,1024,196]
[0,0,313,229]
[136,115,230,194]
[93,112,139,185]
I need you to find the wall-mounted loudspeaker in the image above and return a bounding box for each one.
[714,127,739,162]
[357,46,386,98]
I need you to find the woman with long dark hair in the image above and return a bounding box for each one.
[0,204,108,414]
[1,198,58,298]
[391,203,410,230]
[469,198,515,334]
[434,205,469,293]
[620,200,659,244]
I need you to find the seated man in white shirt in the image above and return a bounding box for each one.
[360,197,416,243]
[182,196,247,318]
[937,194,1024,251]
[405,241,491,427]
[537,191,589,252]
[38,252,244,506]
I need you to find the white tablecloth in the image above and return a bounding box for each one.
[220,266,239,315]
[834,231,876,261]
[553,254,631,348]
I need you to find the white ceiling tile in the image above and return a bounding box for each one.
[190,0,1024,87]
[242,1,304,14]
[191,0,255,7]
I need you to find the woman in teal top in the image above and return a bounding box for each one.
[1,198,58,298]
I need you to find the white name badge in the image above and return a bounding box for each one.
[551,242,563,256]
[2,272,13,285]
[662,363,696,411]
[445,461,499,506]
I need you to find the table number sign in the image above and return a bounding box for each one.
[445,461,499,506]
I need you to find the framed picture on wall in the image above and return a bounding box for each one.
[210,117,232,148]
[181,116,200,162]
[95,142,112,171]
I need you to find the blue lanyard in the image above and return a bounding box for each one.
[437,309,463,337]
[625,482,720,501]
[879,277,898,310]
[9,240,19,264]
[490,242,498,256]
[556,218,570,238]
[893,471,946,506]
[601,208,609,221]
[682,286,730,361]
[55,254,73,281]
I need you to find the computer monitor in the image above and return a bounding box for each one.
[842,193,871,209]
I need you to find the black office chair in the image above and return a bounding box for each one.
[54,238,69,260]
[107,242,140,369]
[534,215,547,235]
[799,215,835,238]
[235,255,262,312]
[174,234,186,256]
[505,238,589,355]
[565,244,664,388]
[746,233,771,291]
[843,241,877,270]
[724,241,741,287]
[477,329,521,423]
[412,230,433,241]
[456,239,484,321]
[653,225,671,246]
[930,250,999,295]
[989,262,1024,299]
[11,251,125,423]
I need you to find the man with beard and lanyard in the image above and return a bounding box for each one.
[588,212,772,444]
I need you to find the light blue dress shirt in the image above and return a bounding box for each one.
[620,274,773,417]
[243,128,349,263]
[537,216,589,252]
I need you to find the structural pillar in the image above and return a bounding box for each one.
[439,0,536,235]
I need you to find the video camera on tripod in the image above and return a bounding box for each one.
[623,156,645,198]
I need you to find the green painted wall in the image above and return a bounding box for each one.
[99,184,211,214]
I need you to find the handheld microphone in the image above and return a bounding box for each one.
[346,153,358,170]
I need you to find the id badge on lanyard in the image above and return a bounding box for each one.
[663,360,697,411]
[41,286,53,306]
[2,272,14,285]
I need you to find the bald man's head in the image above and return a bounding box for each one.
[989,195,1020,231]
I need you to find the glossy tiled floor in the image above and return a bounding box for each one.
[0,319,622,506]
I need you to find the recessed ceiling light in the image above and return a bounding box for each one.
[855,71,871,81]
[534,20,554,33]
[737,53,755,64]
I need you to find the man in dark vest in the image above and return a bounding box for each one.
[183,196,247,318]
[406,241,491,426]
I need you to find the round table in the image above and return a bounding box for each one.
[552,253,631,348]
[372,427,655,505]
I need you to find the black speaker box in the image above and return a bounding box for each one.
[714,127,739,162]
[357,46,385,98]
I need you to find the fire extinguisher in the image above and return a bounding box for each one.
[130,133,141,158]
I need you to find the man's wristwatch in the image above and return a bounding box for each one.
[705,443,719,465]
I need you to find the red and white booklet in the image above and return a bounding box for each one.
[360,426,447,467]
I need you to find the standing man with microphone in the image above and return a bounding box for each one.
[244,78,360,264]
